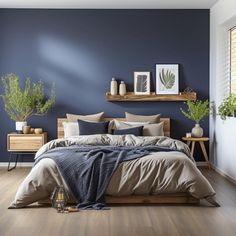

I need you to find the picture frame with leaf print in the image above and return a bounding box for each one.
[134,71,151,95]
[156,64,179,95]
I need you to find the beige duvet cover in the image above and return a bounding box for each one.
[9,135,216,208]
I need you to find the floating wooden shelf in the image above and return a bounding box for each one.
[106,92,197,102]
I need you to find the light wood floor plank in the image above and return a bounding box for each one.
[1,167,236,236]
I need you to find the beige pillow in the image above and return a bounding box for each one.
[66,112,104,122]
[114,120,164,136]
[125,112,161,123]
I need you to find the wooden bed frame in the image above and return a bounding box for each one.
[56,117,200,205]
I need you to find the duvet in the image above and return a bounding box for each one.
[9,134,217,208]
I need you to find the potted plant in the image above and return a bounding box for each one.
[1,74,55,132]
[180,99,210,137]
[218,94,236,120]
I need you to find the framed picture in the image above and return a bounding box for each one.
[156,64,179,94]
[134,71,150,95]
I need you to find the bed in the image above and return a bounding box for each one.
[9,117,218,209]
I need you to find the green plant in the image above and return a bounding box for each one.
[180,99,210,124]
[1,74,55,121]
[218,94,236,120]
[159,69,175,89]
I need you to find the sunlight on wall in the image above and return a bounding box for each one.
[37,36,102,84]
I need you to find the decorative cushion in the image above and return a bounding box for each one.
[66,112,104,122]
[125,112,161,123]
[113,126,143,136]
[78,120,109,135]
[63,122,79,138]
[114,120,164,136]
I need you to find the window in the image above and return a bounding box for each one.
[230,27,236,94]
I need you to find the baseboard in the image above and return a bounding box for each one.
[211,164,236,185]
[0,162,33,167]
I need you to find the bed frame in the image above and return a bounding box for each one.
[56,117,200,205]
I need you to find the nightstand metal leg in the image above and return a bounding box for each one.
[199,141,211,169]
[8,153,19,171]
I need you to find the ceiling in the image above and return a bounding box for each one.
[0,0,219,9]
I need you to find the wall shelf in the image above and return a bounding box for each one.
[106,92,197,102]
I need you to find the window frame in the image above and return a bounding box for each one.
[230,26,236,95]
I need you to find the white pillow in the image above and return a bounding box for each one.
[63,122,80,138]
[114,120,164,136]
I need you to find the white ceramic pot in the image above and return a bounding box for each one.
[119,81,126,96]
[16,121,27,133]
[191,123,203,138]
[110,78,118,96]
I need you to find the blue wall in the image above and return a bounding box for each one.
[0,9,209,162]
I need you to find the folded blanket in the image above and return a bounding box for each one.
[35,145,184,209]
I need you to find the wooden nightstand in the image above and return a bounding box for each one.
[182,137,210,169]
[7,133,47,171]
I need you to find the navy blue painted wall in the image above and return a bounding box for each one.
[0,9,209,162]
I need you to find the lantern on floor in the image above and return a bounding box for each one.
[51,185,68,212]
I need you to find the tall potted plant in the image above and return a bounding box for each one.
[180,99,210,137]
[1,74,55,132]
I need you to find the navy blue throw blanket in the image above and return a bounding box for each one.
[35,145,179,209]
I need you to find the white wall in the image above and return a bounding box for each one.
[210,0,236,180]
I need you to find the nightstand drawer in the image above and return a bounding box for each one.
[8,133,47,152]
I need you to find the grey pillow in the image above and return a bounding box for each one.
[114,120,164,136]
[66,112,104,122]
[113,126,143,136]
[125,112,161,123]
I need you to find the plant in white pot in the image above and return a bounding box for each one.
[218,94,236,120]
[1,74,55,133]
[180,99,210,137]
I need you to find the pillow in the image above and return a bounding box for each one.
[114,119,149,129]
[78,120,109,135]
[63,122,80,138]
[114,120,164,136]
[66,112,104,122]
[125,112,161,123]
[142,123,164,136]
[113,126,143,136]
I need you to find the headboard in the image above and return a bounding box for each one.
[57,117,171,139]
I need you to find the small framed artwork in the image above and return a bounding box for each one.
[156,64,179,94]
[134,71,151,95]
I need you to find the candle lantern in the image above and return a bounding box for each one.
[51,185,68,212]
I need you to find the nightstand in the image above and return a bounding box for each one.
[7,133,47,171]
[182,137,210,169]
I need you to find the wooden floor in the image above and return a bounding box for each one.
[1,168,236,236]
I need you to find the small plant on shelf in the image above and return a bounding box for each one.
[180,99,210,137]
[0,73,55,132]
[218,94,236,120]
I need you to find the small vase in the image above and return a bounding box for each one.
[16,121,27,133]
[119,81,126,96]
[22,125,31,134]
[191,124,203,138]
[110,78,118,96]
